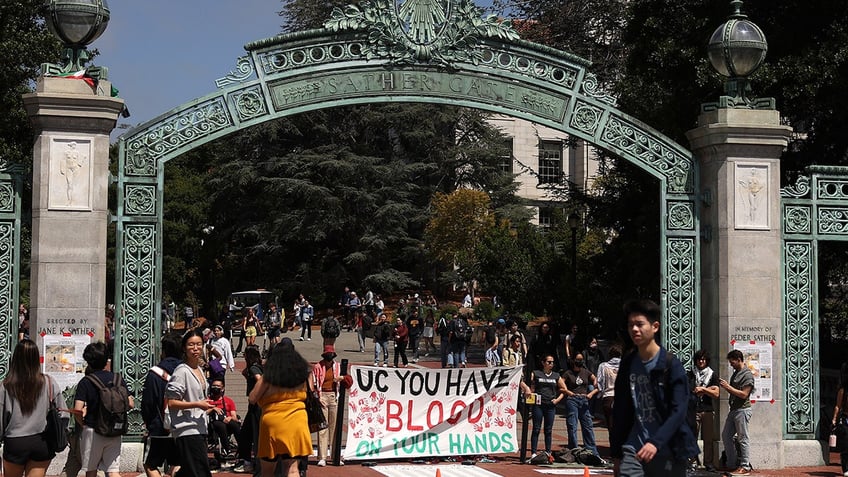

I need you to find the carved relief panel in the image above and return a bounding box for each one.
[49,138,93,211]
[735,163,769,230]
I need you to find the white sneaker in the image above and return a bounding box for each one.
[525,453,537,464]
[383,363,388,367]
[317,459,326,467]
[307,338,311,341]
[298,337,304,341]
[374,362,379,367]
[842,471,848,477]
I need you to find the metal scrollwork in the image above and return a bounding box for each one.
[817,179,848,200]
[124,185,156,216]
[570,101,603,136]
[783,241,814,435]
[215,56,256,89]
[667,202,695,231]
[581,73,617,106]
[783,205,811,235]
[781,175,811,199]
[124,97,232,174]
[232,87,267,122]
[665,237,697,364]
[602,117,694,194]
[0,184,14,213]
[819,207,848,235]
[325,0,520,67]
[117,223,158,436]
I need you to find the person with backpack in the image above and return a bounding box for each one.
[209,325,235,374]
[165,329,216,477]
[74,341,134,477]
[688,349,720,472]
[372,313,392,367]
[354,310,371,353]
[436,312,452,368]
[142,333,182,477]
[448,312,470,368]
[610,299,698,477]
[483,319,499,367]
[320,313,341,346]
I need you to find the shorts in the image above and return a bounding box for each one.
[266,327,282,339]
[3,434,55,464]
[245,326,257,338]
[144,435,180,470]
[422,327,434,338]
[79,426,122,473]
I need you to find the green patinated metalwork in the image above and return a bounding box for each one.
[0,167,23,380]
[115,0,700,436]
[779,165,848,437]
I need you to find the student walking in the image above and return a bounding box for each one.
[610,299,698,477]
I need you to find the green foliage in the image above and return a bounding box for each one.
[474,300,496,322]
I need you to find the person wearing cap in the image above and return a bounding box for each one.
[311,346,344,466]
[209,325,236,373]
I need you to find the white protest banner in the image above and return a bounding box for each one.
[343,365,523,460]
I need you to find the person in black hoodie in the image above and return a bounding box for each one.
[142,333,183,477]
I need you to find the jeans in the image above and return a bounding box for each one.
[300,320,312,339]
[565,395,598,455]
[530,402,556,454]
[722,407,751,470]
[410,334,421,360]
[695,410,716,467]
[619,444,688,477]
[449,341,466,368]
[374,340,389,365]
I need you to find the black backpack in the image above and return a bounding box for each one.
[321,316,341,338]
[451,317,469,341]
[86,374,131,437]
[361,314,373,331]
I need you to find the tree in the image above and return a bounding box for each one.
[425,189,496,290]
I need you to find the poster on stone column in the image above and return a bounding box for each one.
[730,340,773,402]
[42,334,92,390]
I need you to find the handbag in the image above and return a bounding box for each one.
[43,376,68,453]
[305,390,328,433]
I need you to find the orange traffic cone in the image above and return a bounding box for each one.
[436,469,442,477]
[583,466,590,477]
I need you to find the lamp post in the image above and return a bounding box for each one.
[567,212,579,323]
[704,0,771,110]
[42,0,111,78]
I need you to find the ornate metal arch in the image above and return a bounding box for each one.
[780,165,848,438]
[0,164,24,380]
[115,0,699,435]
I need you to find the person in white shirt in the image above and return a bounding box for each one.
[210,325,236,372]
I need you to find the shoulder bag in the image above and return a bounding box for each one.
[305,390,328,433]
[43,375,68,453]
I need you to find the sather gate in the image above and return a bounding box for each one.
[115,0,699,435]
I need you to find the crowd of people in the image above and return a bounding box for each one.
[0,292,767,477]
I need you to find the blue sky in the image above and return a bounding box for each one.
[94,1,496,142]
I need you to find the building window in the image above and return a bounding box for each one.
[538,141,562,185]
[499,138,513,174]
[538,207,553,228]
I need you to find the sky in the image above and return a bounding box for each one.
[94,0,496,143]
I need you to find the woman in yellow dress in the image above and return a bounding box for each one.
[248,339,312,477]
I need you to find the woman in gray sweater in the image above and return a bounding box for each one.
[166,329,215,477]
[0,339,67,477]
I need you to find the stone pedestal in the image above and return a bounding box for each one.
[687,108,820,468]
[23,77,124,348]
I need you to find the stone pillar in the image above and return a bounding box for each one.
[23,77,124,348]
[687,109,820,468]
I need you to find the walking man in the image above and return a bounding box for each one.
[719,349,755,475]
[610,299,698,476]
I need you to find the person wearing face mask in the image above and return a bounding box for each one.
[563,353,600,458]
